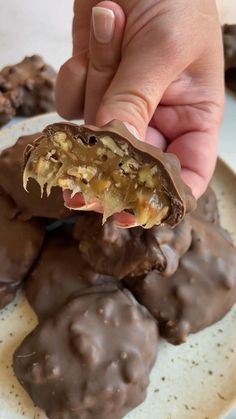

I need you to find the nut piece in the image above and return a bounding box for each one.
[100,136,125,157]
[58,178,77,190]
[138,165,158,188]
[67,166,97,183]
[34,157,58,182]
[121,158,140,174]
[53,132,72,151]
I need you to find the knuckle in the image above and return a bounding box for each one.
[90,59,116,75]
[102,91,151,124]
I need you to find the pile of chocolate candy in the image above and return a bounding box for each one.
[0,55,56,127]
[0,120,236,419]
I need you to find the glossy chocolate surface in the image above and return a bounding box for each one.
[0,188,45,309]
[125,216,236,344]
[14,286,158,419]
[193,186,219,224]
[25,228,117,320]
[0,55,56,126]
[74,213,192,279]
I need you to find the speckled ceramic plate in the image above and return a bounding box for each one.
[0,113,235,419]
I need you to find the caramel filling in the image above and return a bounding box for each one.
[24,131,170,228]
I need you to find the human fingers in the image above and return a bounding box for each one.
[72,0,99,55]
[63,190,103,212]
[55,0,97,119]
[84,1,126,124]
[55,52,88,120]
[95,14,196,140]
[167,129,219,199]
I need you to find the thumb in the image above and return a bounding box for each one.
[95,28,186,139]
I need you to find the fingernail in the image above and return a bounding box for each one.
[124,122,141,140]
[92,7,115,44]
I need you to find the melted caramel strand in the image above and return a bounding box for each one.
[24,131,171,227]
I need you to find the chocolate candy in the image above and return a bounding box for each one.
[193,186,219,224]
[74,213,192,279]
[23,120,195,228]
[147,216,192,277]
[125,216,236,344]
[14,286,158,419]
[25,229,116,320]
[0,55,56,127]
[0,133,72,220]
[0,91,15,126]
[223,24,236,92]
[0,188,45,310]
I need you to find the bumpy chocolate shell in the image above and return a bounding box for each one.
[0,188,45,309]
[125,216,236,344]
[193,186,219,224]
[14,286,158,419]
[25,228,117,321]
[74,213,192,279]
[0,55,56,127]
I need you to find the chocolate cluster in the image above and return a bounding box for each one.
[25,230,116,321]
[14,286,158,419]
[0,55,56,127]
[0,187,44,309]
[125,217,236,344]
[74,213,192,279]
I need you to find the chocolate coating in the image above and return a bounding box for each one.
[25,229,116,321]
[147,216,192,278]
[74,213,192,279]
[193,186,219,224]
[223,24,236,92]
[0,91,15,125]
[125,216,236,344]
[0,55,56,127]
[0,133,72,220]
[14,286,158,419]
[24,120,196,228]
[0,188,45,309]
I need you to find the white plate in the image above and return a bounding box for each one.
[0,114,236,419]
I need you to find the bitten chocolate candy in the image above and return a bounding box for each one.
[0,55,56,127]
[23,120,195,229]
[14,286,158,419]
[0,188,45,310]
[0,133,72,220]
[25,229,117,321]
[74,213,192,279]
[125,216,236,344]
[223,24,236,92]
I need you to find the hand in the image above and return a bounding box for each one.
[56,0,224,224]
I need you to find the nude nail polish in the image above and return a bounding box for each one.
[92,7,115,44]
